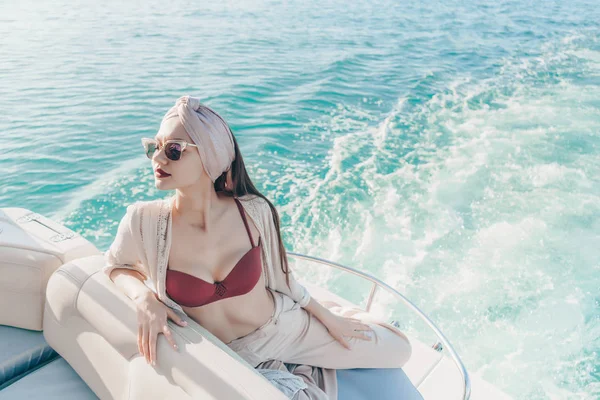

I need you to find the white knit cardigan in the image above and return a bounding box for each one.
[102,194,311,317]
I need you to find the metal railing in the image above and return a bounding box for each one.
[288,252,472,400]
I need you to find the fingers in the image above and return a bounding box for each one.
[137,324,144,355]
[166,309,188,327]
[162,325,178,351]
[348,322,373,341]
[347,329,372,341]
[141,324,180,366]
[141,324,150,364]
[136,303,187,367]
[354,332,372,341]
[353,323,373,332]
[336,334,352,350]
[149,327,158,366]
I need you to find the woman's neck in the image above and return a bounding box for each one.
[172,188,228,232]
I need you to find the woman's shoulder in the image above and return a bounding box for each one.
[237,193,270,215]
[237,194,276,233]
[236,193,263,203]
[123,198,170,223]
[126,198,166,211]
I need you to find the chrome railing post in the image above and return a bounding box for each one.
[366,283,378,312]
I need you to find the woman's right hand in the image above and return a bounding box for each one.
[133,291,188,366]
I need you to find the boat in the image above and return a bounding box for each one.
[0,205,513,399]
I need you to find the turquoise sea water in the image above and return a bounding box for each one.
[1,0,599,398]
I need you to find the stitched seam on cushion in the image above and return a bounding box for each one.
[53,269,98,325]
[55,268,84,285]
[73,270,101,313]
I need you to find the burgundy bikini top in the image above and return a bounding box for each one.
[165,197,263,307]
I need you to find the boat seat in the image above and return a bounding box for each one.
[0,325,57,389]
[0,207,100,331]
[0,357,97,399]
[0,206,512,400]
[0,324,423,400]
[42,255,289,400]
[337,368,423,399]
[41,255,427,399]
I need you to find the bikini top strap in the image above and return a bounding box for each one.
[234,197,255,248]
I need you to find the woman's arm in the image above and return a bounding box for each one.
[103,204,150,281]
[109,268,186,365]
[302,298,331,320]
[104,203,185,365]
[304,297,373,349]
[109,268,154,302]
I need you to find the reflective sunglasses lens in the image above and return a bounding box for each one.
[165,142,182,161]
[144,142,157,159]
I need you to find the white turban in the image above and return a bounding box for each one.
[161,95,235,185]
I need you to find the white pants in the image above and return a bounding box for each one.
[227,289,412,370]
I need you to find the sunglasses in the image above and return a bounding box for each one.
[141,138,198,161]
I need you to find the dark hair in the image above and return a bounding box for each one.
[213,133,291,288]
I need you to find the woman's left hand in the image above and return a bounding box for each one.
[320,312,374,350]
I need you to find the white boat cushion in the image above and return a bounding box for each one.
[42,255,289,400]
[0,207,100,331]
[42,255,427,400]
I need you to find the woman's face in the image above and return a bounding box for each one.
[152,117,207,190]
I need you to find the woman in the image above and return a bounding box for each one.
[103,95,413,398]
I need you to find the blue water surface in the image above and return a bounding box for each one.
[1,1,599,399]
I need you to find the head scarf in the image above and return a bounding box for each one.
[161,95,235,186]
